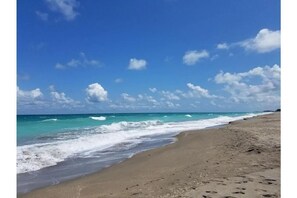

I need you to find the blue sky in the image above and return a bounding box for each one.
[17,0,280,114]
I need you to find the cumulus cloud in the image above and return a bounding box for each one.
[149,87,157,93]
[55,52,101,69]
[85,83,108,102]
[214,64,280,104]
[161,91,180,100]
[217,29,280,54]
[214,72,242,84]
[239,29,280,53]
[143,95,158,105]
[113,90,184,110]
[183,50,209,65]
[128,58,147,70]
[46,0,80,21]
[49,86,80,107]
[121,93,159,105]
[165,101,180,108]
[112,92,160,110]
[35,11,48,21]
[17,86,43,105]
[121,93,137,102]
[186,83,217,98]
[216,43,229,50]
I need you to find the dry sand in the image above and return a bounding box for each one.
[19,112,280,198]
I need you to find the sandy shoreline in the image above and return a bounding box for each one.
[19,112,280,198]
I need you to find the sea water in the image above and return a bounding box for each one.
[17,112,269,193]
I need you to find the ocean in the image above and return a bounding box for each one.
[17,112,268,193]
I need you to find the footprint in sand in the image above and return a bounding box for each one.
[236,187,246,190]
[232,191,245,194]
[131,192,141,196]
[205,190,217,194]
[262,194,278,197]
[259,178,277,185]
[255,188,267,192]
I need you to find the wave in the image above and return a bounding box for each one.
[41,118,58,122]
[17,112,268,174]
[90,116,106,121]
[185,114,192,117]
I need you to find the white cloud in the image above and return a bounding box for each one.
[109,91,160,110]
[17,86,84,111]
[186,83,217,98]
[214,72,242,84]
[149,87,157,93]
[35,11,48,21]
[165,84,218,101]
[183,50,209,65]
[67,59,81,67]
[17,87,43,99]
[217,43,229,50]
[143,95,158,105]
[55,52,101,69]
[128,58,147,70]
[49,86,80,106]
[161,90,180,100]
[110,93,160,110]
[46,0,79,21]
[215,64,280,86]
[17,86,43,105]
[51,92,76,104]
[115,78,123,83]
[138,94,144,100]
[214,64,280,104]
[239,29,280,53]
[121,93,137,102]
[121,93,159,105]
[165,101,180,108]
[85,83,108,102]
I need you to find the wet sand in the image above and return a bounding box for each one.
[19,112,280,198]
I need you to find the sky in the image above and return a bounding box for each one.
[17,0,280,114]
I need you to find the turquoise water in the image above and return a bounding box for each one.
[17,112,247,145]
[17,112,266,193]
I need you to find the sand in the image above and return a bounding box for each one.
[19,112,280,198]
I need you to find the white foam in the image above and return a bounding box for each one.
[185,114,192,117]
[90,116,106,121]
[17,112,268,174]
[42,118,58,122]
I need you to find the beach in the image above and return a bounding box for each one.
[19,112,280,198]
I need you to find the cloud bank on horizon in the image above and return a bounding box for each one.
[18,0,280,114]
[17,63,280,113]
